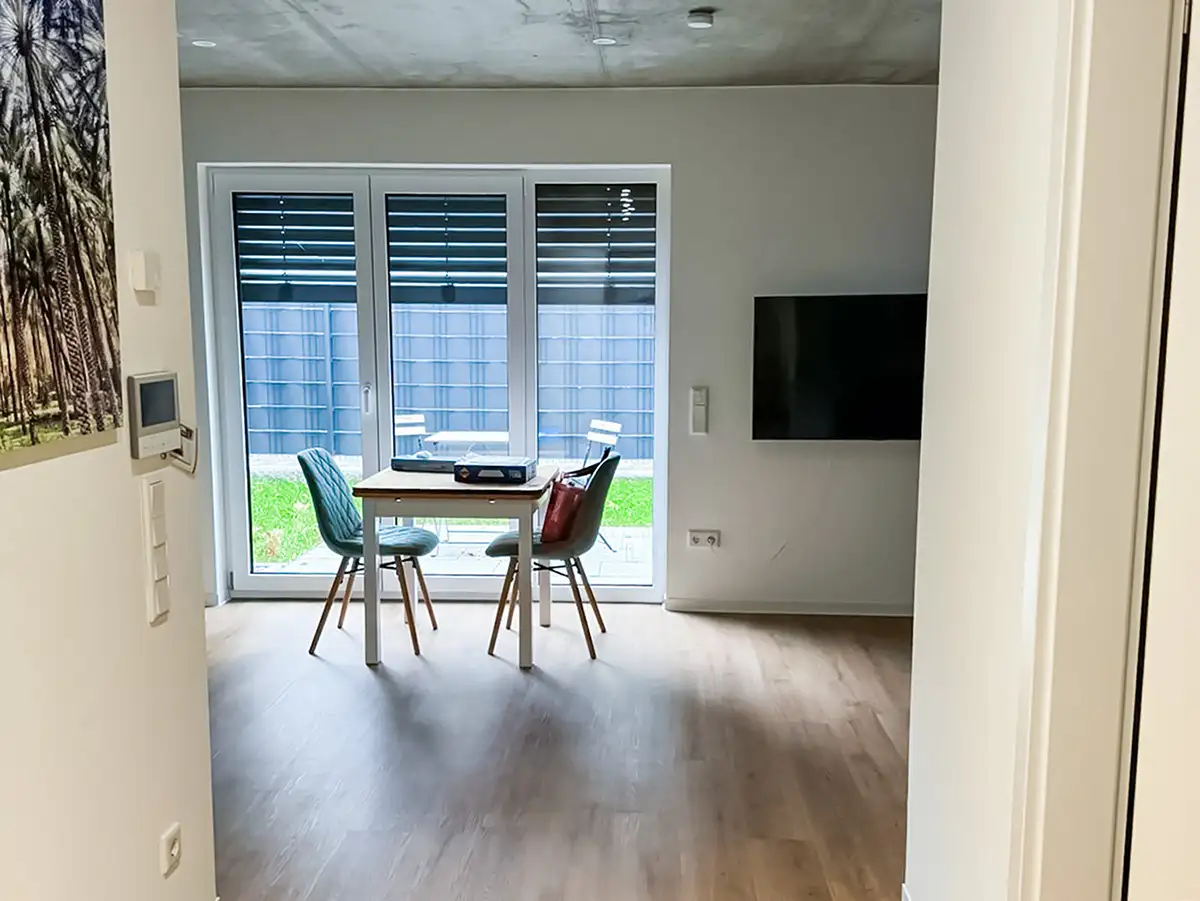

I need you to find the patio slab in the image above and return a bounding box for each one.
[256,525,653,587]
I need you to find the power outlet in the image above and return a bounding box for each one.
[160,822,182,878]
[688,530,721,549]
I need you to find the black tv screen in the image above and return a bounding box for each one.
[753,294,928,440]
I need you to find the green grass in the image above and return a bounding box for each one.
[249,476,330,565]
[602,476,654,527]
[249,473,654,566]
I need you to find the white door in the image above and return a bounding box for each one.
[1123,31,1200,901]
[367,173,529,593]
[210,171,377,596]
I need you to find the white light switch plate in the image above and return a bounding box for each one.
[141,478,170,625]
[690,386,709,435]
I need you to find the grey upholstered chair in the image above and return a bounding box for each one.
[298,448,440,656]
[485,454,620,659]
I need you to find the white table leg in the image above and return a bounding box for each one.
[517,505,534,670]
[363,500,381,666]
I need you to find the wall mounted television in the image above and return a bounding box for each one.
[752,294,928,441]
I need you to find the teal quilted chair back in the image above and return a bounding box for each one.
[297,448,363,553]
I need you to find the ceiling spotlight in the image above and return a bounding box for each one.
[592,35,618,46]
[191,39,217,48]
[687,8,715,28]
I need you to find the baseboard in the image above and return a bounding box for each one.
[664,596,913,617]
[901,884,913,901]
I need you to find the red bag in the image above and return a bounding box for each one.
[541,476,584,543]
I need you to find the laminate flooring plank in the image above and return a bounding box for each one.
[207,603,911,901]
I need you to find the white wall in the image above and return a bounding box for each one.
[906,0,1173,899]
[180,85,937,611]
[0,1,217,900]
[905,1,1063,890]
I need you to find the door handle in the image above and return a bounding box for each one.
[361,384,373,417]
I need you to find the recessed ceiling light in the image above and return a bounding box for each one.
[191,39,217,48]
[687,8,715,28]
[592,35,618,46]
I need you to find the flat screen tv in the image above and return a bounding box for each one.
[753,294,928,440]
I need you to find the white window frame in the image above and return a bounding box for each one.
[202,163,670,603]
[521,167,671,601]
[209,170,377,599]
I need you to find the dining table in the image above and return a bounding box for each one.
[352,463,558,669]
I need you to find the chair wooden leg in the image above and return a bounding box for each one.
[388,561,409,624]
[310,556,350,655]
[506,562,519,630]
[413,558,438,630]
[574,557,606,633]
[489,558,517,656]
[337,558,360,629]
[565,560,597,660]
[395,556,420,656]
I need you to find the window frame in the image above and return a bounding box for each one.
[209,170,377,594]
[203,164,670,603]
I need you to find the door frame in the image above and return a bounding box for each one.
[367,171,530,463]
[208,169,378,597]
[520,167,671,600]
[202,163,670,603]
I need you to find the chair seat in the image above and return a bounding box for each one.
[484,530,574,560]
[329,525,439,560]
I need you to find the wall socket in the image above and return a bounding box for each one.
[688,530,721,549]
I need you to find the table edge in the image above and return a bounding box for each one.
[354,488,552,501]
[353,481,555,501]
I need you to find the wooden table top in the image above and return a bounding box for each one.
[353,462,558,501]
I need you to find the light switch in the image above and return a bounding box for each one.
[690,386,709,435]
[142,478,170,625]
[152,578,171,621]
[149,480,166,518]
[152,545,169,581]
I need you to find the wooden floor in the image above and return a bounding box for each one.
[207,602,911,901]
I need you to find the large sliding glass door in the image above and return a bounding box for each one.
[212,174,376,589]
[369,175,528,582]
[534,182,659,586]
[209,167,666,600]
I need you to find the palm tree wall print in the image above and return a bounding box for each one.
[0,0,120,469]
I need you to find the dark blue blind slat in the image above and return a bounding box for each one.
[388,194,508,306]
[536,183,657,307]
[233,192,357,304]
[233,186,656,308]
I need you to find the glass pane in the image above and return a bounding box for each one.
[233,192,360,575]
[536,183,657,586]
[387,193,511,576]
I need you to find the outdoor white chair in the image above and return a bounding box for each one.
[394,413,428,451]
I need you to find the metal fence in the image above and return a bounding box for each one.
[242,302,655,460]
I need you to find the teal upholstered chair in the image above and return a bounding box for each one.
[298,448,440,656]
[485,454,620,660]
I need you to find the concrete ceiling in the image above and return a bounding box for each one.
[175,0,941,89]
